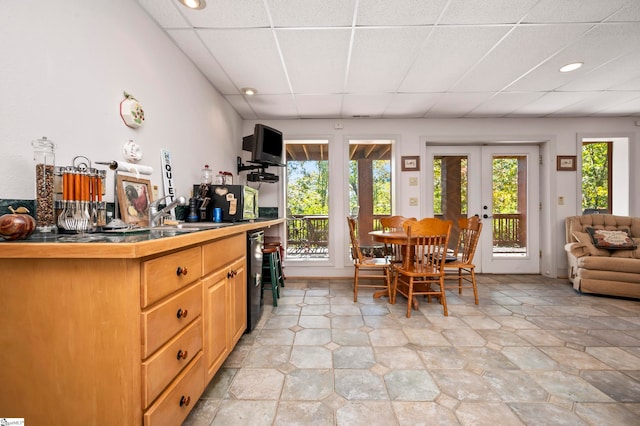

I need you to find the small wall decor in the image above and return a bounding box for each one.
[401,156,420,171]
[116,175,152,226]
[120,91,145,128]
[557,155,577,171]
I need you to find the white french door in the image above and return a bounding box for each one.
[425,145,540,274]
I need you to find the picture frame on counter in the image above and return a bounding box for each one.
[116,175,153,226]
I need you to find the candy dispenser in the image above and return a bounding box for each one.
[32,136,56,233]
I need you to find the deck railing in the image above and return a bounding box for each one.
[286,213,525,256]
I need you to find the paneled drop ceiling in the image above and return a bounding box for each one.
[136,0,640,119]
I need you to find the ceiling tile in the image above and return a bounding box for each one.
[470,92,545,116]
[507,23,640,92]
[346,27,431,92]
[276,29,350,93]
[554,91,640,115]
[606,3,640,22]
[611,75,640,91]
[224,95,258,119]
[424,92,494,117]
[294,94,343,118]
[198,28,291,94]
[356,0,447,26]
[245,94,299,118]
[560,52,640,92]
[596,94,640,115]
[452,24,591,92]
[439,0,538,24]
[180,0,270,28]
[382,94,441,118]
[136,0,190,28]
[342,94,394,117]
[268,0,355,27]
[399,26,510,92]
[168,29,238,94]
[510,91,598,116]
[523,0,630,23]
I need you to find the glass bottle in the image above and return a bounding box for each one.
[32,136,56,232]
[201,164,213,185]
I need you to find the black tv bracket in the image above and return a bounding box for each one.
[237,156,269,174]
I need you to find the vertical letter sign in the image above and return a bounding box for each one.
[160,149,176,217]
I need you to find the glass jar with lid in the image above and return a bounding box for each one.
[31,136,56,232]
[201,164,213,185]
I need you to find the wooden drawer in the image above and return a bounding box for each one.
[143,352,204,426]
[141,283,202,358]
[203,233,245,275]
[142,318,203,408]
[142,246,202,308]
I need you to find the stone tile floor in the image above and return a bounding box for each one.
[183,275,640,425]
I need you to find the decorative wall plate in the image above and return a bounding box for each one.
[120,91,145,128]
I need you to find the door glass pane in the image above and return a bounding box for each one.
[349,140,392,249]
[285,140,329,259]
[433,155,468,247]
[492,155,526,257]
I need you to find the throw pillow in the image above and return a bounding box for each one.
[572,231,611,256]
[586,227,637,250]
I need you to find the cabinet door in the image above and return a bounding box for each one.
[203,270,229,383]
[228,257,247,346]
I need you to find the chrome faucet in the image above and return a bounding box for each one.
[148,195,188,227]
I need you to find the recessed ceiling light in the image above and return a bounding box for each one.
[560,62,583,73]
[178,0,206,10]
[241,88,257,96]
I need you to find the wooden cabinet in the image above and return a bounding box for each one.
[202,234,247,382]
[0,219,287,426]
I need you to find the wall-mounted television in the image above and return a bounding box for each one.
[243,124,284,166]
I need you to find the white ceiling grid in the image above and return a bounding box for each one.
[136,0,640,119]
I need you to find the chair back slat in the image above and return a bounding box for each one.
[403,218,452,273]
[455,216,482,263]
[347,216,364,264]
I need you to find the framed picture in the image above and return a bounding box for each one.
[557,155,577,171]
[116,175,153,226]
[401,156,420,171]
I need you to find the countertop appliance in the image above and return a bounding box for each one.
[246,230,264,332]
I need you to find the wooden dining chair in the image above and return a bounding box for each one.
[380,216,416,265]
[392,217,452,317]
[347,216,392,303]
[444,216,482,304]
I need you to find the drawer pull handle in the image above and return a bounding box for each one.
[227,270,237,278]
[176,266,188,276]
[176,308,188,319]
[177,349,188,360]
[179,395,191,407]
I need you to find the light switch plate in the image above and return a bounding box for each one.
[409,197,418,206]
[409,177,418,186]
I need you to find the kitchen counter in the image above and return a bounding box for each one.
[0,217,284,425]
[0,218,284,259]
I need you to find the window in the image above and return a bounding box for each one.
[581,141,612,214]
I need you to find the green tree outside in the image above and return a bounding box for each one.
[581,142,609,211]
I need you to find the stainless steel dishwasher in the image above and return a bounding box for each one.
[246,230,264,332]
